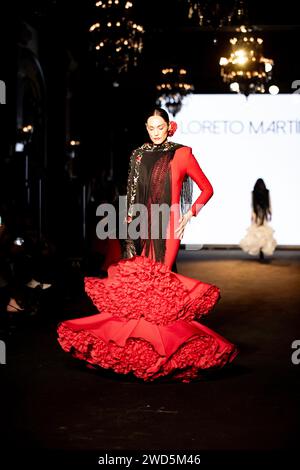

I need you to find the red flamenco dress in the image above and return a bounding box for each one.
[57,141,238,382]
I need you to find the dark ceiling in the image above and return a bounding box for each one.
[9,0,300,94]
[3,1,297,160]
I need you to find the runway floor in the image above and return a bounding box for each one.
[1,249,299,468]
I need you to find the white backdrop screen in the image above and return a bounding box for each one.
[174,94,300,246]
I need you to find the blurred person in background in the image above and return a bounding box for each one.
[240,178,277,261]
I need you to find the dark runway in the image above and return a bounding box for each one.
[1,249,300,468]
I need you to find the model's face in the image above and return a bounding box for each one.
[146,116,169,145]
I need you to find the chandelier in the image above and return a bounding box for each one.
[89,0,144,74]
[185,0,245,28]
[219,26,274,95]
[156,67,194,117]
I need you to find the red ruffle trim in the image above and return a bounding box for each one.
[84,255,220,325]
[57,255,237,382]
[57,314,237,382]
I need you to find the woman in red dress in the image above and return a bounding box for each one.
[57,108,238,382]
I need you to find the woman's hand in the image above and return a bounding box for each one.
[175,209,193,240]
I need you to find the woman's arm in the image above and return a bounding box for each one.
[185,148,214,216]
[268,190,272,219]
[123,150,138,257]
[175,147,214,239]
[126,151,134,220]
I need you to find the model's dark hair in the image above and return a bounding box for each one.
[146,107,170,125]
[252,178,271,225]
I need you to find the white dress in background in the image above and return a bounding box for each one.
[240,212,277,256]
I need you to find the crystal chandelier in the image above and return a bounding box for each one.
[156,67,194,117]
[185,0,243,28]
[219,26,274,95]
[89,0,144,74]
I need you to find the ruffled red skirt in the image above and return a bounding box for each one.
[57,255,238,382]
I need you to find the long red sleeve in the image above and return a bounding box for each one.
[184,147,214,216]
